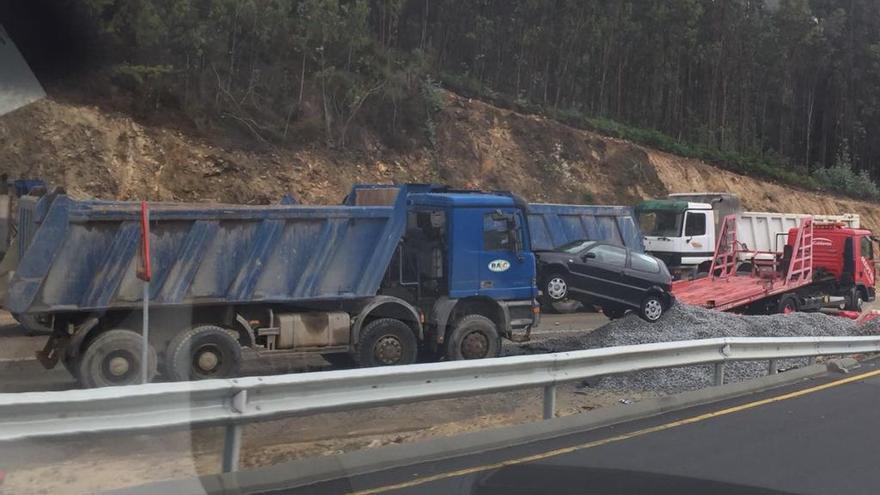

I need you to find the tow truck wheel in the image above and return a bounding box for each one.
[845,288,863,312]
[78,329,157,388]
[777,294,799,315]
[356,318,418,367]
[166,325,242,381]
[446,315,501,360]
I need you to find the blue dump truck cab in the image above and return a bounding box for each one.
[0,184,538,387]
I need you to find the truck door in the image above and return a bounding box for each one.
[478,210,535,300]
[682,211,711,262]
[859,235,875,288]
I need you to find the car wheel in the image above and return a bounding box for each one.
[639,295,665,322]
[601,306,628,320]
[777,294,799,314]
[445,315,501,360]
[356,318,418,367]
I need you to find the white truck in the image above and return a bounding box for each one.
[635,193,860,278]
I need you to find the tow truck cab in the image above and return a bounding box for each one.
[787,224,877,304]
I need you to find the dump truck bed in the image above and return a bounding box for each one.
[4,187,408,314]
[527,203,643,253]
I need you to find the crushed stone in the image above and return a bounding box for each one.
[505,303,859,393]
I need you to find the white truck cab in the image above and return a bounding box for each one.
[636,193,860,278]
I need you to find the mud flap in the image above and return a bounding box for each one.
[35,335,62,369]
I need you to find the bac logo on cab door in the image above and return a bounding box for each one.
[488,259,511,272]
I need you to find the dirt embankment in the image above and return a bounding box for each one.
[1,90,878,230]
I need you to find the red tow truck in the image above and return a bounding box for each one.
[672,215,876,314]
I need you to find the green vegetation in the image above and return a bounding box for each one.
[14,0,880,199]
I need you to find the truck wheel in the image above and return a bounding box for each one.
[639,295,665,322]
[602,306,628,320]
[356,318,418,367]
[445,315,501,360]
[78,329,157,388]
[845,288,863,312]
[777,294,799,314]
[166,325,242,381]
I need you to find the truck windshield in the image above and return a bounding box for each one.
[638,210,683,237]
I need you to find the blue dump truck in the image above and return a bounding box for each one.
[0,185,539,387]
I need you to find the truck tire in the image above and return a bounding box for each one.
[778,294,799,314]
[602,306,628,320]
[845,287,863,312]
[166,325,242,381]
[445,315,501,360]
[639,294,665,322]
[78,329,157,388]
[356,318,418,367]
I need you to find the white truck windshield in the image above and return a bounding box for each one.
[638,210,683,237]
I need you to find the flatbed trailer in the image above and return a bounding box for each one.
[672,215,876,314]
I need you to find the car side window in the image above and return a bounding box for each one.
[630,252,661,273]
[685,212,706,236]
[483,214,511,251]
[589,245,627,267]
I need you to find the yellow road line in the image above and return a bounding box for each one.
[348,368,880,495]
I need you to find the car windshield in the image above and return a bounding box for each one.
[638,210,684,237]
[556,239,597,254]
[2,1,880,494]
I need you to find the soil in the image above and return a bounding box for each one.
[2,91,878,231]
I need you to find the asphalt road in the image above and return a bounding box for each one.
[283,362,880,495]
[0,310,608,392]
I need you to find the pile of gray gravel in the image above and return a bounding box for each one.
[506,303,859,393]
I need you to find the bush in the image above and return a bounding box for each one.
[812,165,880,200]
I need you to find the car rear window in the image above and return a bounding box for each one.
[630,253,660,273]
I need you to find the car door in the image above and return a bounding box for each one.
[568,244,629,304]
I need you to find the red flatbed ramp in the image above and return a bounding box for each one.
[673,276,778,311]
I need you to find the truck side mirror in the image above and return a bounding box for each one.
[583,252,597,261]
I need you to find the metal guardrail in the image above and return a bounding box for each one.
[1,336,878,472]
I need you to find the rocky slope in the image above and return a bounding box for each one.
[2,90,878,231]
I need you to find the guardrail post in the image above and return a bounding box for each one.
[808,356,818,366]
[543,385,556,419]
[713,362,725,386]
[222,424,242,472]
[768,359,778,375]
[222,390,248,472]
